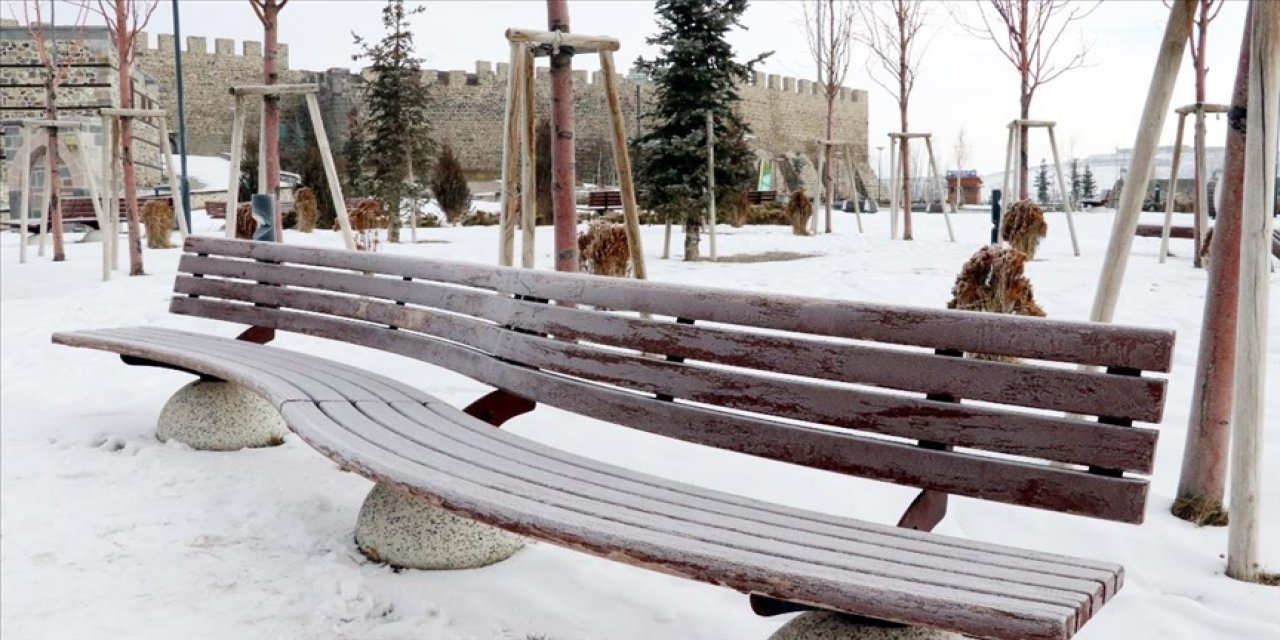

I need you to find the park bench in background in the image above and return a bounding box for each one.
[586,190,622,214]
[747,190,778,205]
[205,199,297,221]
[1,196,172,232]
[53,236,1175,640]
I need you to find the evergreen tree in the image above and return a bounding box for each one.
[1035,158,1051,205]
[632,0,770,261]
[343,107,367,195]
[354,0,434,243]
[1069,158,1081,207]
[1082,163,1096,200]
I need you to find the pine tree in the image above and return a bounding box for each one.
[1082,163,1097,200]
[354,0,434,243]
[1069,159,1081,208]
[1035,158,1051,205]
[342,107,367,196]
[632,0,769,261]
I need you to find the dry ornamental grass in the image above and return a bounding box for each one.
[295,187,319,233]
[1001,199,1048,259]
[946,245,1045,362]
[349,199,387,252]
[787,190,813,236]
[234,203,256,240]
[578,220,631,277]
[141,200,174,249]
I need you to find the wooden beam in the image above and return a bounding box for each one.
[1175,102,1230,115]
[98,108,166,118]
[303,93,356,250]
[17,127,31,264]
[228,83,317,96]
[1046,125,1081,256]
[886,132,931,139]
[505,28,620,53]
[599,50,647,279]
[18,119,84,129]
[1010,119,1058,127]
[1160,113,1188,263]
[924,135,955,242]
[225,95,246,239]
[520,46,537,269]
[498,42,521,267]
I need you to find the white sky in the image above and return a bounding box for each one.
[7,0,1250,175]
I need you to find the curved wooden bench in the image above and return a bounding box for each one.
[53,237,1176,640]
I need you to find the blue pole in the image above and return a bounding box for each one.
[171,0,192,231]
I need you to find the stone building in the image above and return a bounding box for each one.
[4,25,876,209]
[1,23,165,218]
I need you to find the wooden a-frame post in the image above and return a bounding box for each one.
[223,84,355,250]
[886,132,954,242]
[1158,102,1229,263]
[499,28,648,279]
[998,119,1080,256]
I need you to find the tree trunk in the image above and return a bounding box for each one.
[900,105,912,241]
[684,215,701,261]
[1191,0,1209,268]
[116,1,143,276]
[1174,11,1250,527]
[547,0,579,271]
[823,93,835,234]
[44,82,65,261]
[262,0,283,241]
[1018,0,1031,200]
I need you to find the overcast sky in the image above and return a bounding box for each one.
[8,0,1250,176]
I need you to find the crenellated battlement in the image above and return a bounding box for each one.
[134,31,290,69]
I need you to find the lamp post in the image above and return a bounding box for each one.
[171,0,191,231]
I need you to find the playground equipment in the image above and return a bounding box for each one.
[1158,102,1229,263]
[885,132,955,242]
[1000,119,1080,256]
[498,28,646,278]
[223,83,355,250]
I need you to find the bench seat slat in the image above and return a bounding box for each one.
[181,237,1175,372]
[282,401,1082,640]
[171,276,1158,473]
[168,297,1151,524]
[173,258,1167,424]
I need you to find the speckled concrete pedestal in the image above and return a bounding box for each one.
[769,612,964,640]
[156,380,288,450]
[78,229,105,243]
[355,482,524,570]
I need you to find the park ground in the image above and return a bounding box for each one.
[1,206,1277,639]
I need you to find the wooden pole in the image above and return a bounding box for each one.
[37,136,51,257]
[226,95,246,239]
[158,120,189,238]
[706,111,717,260]
[999,123,1016,237]
[258,100,267,198]
[1089,0,1195,325]
[547,0,579,272]
[109,118,121,270]
[1046,125,1081,256]
[1192,105,1209,268]
[99,115,112,254]
[1227,0,1278,583]
[73,132,109,282]
[599,50,647,279]
[304,93,355,250]
[521,46,537,269]
[498,41,521,267]
[845,148,863,233]
[888,137,899,240]
[17,127,31,264]
[812,144,823,235]
[924,135,955,243]
[1160,113,1187,263]
[1176,12,1252,526]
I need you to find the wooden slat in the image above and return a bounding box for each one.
[173,275,1159,473]
[174,256,1168,424]
[181,237,1176,372]
[281,401,1080,640]
[169,297,1151,523]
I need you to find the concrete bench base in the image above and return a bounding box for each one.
[156,380,287,450]
[770,612,963,640]
[355,482,524,570]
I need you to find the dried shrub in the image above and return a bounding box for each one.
[578,220,631,277]
[349,198,387,252]
[1001,199,1048,259]
[431,144,472,222]
[744,202,791,225]
[234,203,256,240]
[141,200,174,249]
[947,245,1045,362]
[295,187,319,233]
[725,190,750,228]
[417,212,442,227]
[787,190,813,236]
[460,210,499,226]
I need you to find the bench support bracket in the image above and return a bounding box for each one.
[464,389,536,427]
[236,326,276,345]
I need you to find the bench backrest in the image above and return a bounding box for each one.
[587,191,622,208]
[172,237,1174,524]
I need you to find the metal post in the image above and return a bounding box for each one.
[171,0,192,232]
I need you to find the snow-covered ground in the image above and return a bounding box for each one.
[2,208,1277,639]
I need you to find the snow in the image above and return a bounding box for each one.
[175,155,233,193]
[2,208,1278,639]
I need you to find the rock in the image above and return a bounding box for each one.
[79,228,106,243]
[155,379,288,450]
[355,482,524,570]
[769,612,965,640]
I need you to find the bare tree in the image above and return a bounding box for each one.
[803,0,857,234]
[18,0,90,262]
[857,0,930,240]
[962,0,1097,199]
[1188,0,1223,269]
[82,0,159,275]
[250,0,288,236]
[952,126,970,206]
